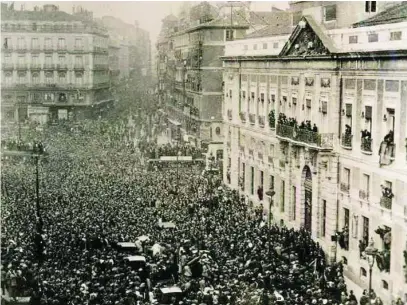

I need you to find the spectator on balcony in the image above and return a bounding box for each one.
[312,124,318,133]
[361,129,371,140]
[384,130,394,144]
[345,125,352,136]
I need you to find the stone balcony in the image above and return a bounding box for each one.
[341,133,353,149]
[248,113,256,125]
[239,112,246,123]
[258,116,265,128]
[276,123,333,150]
[359,190,369,201]
[380,196,392,210]
[340,183,350,193]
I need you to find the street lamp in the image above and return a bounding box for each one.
[265,190,275,262]
[365,239,378,298]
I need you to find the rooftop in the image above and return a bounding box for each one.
[1,8,85,22]
[353,2,407,27]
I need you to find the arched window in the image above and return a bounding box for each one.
[32,73,39,84]
[215,126,221,135]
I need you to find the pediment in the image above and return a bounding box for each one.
[280,16,335,57]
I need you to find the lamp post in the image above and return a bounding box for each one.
[176,150,181,195]
[365,239,378,299]
[265,190,275,261]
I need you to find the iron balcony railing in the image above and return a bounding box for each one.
[361,138,373,153]
[340,183,350,193]
[359,190,369,200]
[380,196,392,210]
[341,133,353,148]
[276,123,333,149]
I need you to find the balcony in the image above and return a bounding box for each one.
[227,109,232,120]
[276,123,333,149]
[16,46,28,53]
[2,63,14,70]
[380,196,392,210]
[248,113,256,125]
[43,64,55,70]
[361,138,373,154]
[57,45,67,52]
[258,116,265,128]
[93,64,108,70]
[340,183,350,193]
[31,46,41,52]
[359,190,369,200]
[43,46,54,52]
[240,112,246,123]
[30,64,41,70]
[56,64,68,70]
[73,64,85,71]
[341,133,353,149]
[15,64,28,70]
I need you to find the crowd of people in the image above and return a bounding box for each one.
[1,106,383,305]
[139,142,205,160]
[277,114,319,133]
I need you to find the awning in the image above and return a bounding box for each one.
[168,119,181,126]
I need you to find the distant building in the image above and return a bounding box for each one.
[156,2,290,163]
[1,4,113,124]
[222,2,407,302]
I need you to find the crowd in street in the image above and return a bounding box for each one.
[139,142,205,160]
[1,107,378,305]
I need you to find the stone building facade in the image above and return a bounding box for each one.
[222,10,407,303]
[1,4,113,123]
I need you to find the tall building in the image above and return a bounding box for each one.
[156,1,290,163]
[98,16,152,81]
[1,4,113,124]
[222,2,407,303]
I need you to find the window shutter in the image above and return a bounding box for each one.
[365,106,372,120]
[345,103,352,117]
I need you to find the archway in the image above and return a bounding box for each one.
[303,166,312,232]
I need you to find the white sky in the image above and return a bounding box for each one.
[14,1,289,43]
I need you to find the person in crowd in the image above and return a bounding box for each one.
[2,108,349,305]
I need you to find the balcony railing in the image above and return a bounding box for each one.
[258,115,265,128]
[276,123,333,149]
[240,112,246,123]
[340,183,350,193]
[73,64,85,70]
[359,190,369,200]
[57,45,67,51]
[341,133,353,149]
[248,113,256,125]
[361,138,373,153]
[2,63,14,69]
[380,196,392,210]
[15,64,28,70]
[30,64,41,69]
[227,109,232,120]
[43,64,55,70]
[56,64,68,70]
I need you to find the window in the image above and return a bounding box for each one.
[31,38,39,49]
[324,5,337,22]
[390,31,402,41]
[259,170,264,189]
[263,43,268,49]
[345,103,352,117]
[242,91,246,99]
[344,207,349,228]
[342,257,348,265]
[215,127,221,135]
[251,92,255,100]
[343,167,350,186]
[382,280,388,290]
[59,72,66,84]
[271,94,276,103]
[360,267,367,277]
[365,105,372,120]
[5,72,12,85]
[362,216,369,243]
[225,30,234,41]
[18,73,26,84]
[58,56,66,65]
[58,38,66,49]
[75,38,83,49]
[292,186,297,221]
[45,72,53,84]
[385,80,399,92]
[368,33,379,43]
[75,56,83,66]
[273,42,279,49]
[18,55,25,65]
[280,180,285,213]
[349,35,358,44]
[321,200,326,236]
[32,73,39,84]
[17,37,25,49]
[3,37,11,49]
[269,175,274,190]
[365,1,377,13]
[292,97,297,105]
[250,166,254,195]
[4,54,11,62]
[44,38,52,49]
[253,44,257,50]
[260,93,265,102]
[345,79,356,90]
[242,162,245,191]
[75,73,83,85]
[364,79,376,91]
[362,174,370,194]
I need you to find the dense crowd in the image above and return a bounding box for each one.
[139,142,205,160]
[1,110,368,305]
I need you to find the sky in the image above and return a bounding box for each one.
[15,1,289,44]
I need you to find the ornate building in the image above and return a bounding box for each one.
[1,4,113,123]
[222,3,407,302]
